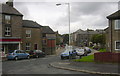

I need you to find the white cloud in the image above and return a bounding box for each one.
[1,0,119,34]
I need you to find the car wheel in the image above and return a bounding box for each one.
[84,53,87,56]
[61,57,64,60]
[27,56,30,59]
[15,56,18,61]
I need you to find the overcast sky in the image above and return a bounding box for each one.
[0,0,119,34]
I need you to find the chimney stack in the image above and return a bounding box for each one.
[6,0,14,7]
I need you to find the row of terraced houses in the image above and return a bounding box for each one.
[0,1,56,55]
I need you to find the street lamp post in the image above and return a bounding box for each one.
[56,3,71,45]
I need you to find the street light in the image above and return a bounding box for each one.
[56,3,71,45]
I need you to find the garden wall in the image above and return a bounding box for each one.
[94,52,120,63]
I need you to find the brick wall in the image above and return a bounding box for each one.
[94,52,120,63]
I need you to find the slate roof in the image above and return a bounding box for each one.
[0,3,23,16]
[107,10,120,19]
[42,26,55,34]
[22,20,42,28]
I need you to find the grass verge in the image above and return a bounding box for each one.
[74,55,94,62]
[99,48,106,52]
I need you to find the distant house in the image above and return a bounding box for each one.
[42,26,56,55]
[0,1,23,53]
[72,29,105,47]
[22,20,42,51]
[71,29,84,46]
[106,10,120,52]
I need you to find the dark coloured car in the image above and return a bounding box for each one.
[7,50,30,60]
[29,50,46,58]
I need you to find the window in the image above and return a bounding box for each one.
[42,40,46,44]
[115,41,120,50]
[26,43,31,50]
[16,50,20,53]
[115,20,120,29]
[43,34,46,37]
[26,30,31,38]
[21,50,25,53]
[5,15,11,24]
[5,27,11,36]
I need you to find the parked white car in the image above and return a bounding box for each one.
[75,48,87,56]
[84,47,91,53]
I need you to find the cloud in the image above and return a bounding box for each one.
[1,0,118,34]
[54,2,118,34]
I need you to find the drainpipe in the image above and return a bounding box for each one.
[110,20,113,52]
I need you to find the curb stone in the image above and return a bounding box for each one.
[49,62,120,76]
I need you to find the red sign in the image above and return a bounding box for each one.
[0,39,21,42]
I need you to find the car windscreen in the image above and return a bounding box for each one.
[20,50,25,53]
[62,51,70,54]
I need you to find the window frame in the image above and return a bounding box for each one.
[26,30,31,38]
[26,43,31,51]
[4,27,11,36]
[115,41,120,51]
[115,20,120,30]
[5,15,11,24]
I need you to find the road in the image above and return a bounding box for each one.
[2,55,87,74]
[2,48,103,76]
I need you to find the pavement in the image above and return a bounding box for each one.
[50,61,120,76]
[50,47,120,76]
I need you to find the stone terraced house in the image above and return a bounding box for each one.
[0,0,56,55]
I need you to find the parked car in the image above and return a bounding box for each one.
[84,47,91,54]
[60,49,76,60]
[7,50,30,60]
[75,48,87,56]
[29,50,46,58]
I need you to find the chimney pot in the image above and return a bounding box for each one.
[6,0,14,7]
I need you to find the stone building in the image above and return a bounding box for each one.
[106,10,120,52]
[0,1,23,53]
[72,29,105,47]
[22,20,42,51]
[0,1,56,55]
[42,26,56,55]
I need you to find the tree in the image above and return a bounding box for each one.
[62,34,69,44]
[56,36,60,45]
[91,34,106,48]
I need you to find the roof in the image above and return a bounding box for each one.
[0,3,23,16]
[78,30,104,35]
[107,10,120,19]
[22,20,42,28]
[42,26,55,34]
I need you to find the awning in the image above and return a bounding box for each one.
[0,38,21,44]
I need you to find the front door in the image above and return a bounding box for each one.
[34,44,38,50]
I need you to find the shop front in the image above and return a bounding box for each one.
[0,38,21,54]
